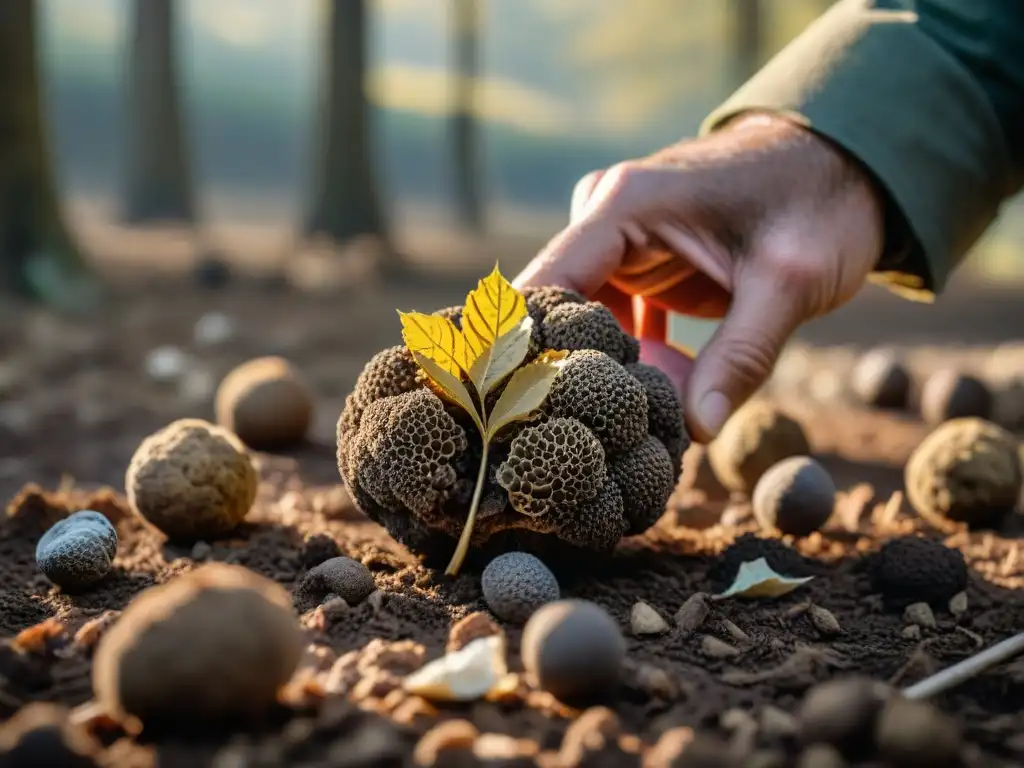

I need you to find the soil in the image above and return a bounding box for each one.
[3,253,1024,768]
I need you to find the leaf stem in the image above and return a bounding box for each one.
[446,439,489,576]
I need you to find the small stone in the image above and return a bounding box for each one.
[904,602,937,630]
[753,456,836,536]
[675,593,710,636]
[447,611,503,654]
[720,619,751,645]
[949,591,968,618]
[190,541,212,561]
[700,635,740,659]
[875,695,962,767]
[624,659,680,701]
[215,356,314,450]
[808,605,842,637]
[521,599,625,703]
[481,551,560,625]
[299,557,375,607]
[797,676,890,758]
[144,345,187,382]
[759,706,797,741]
[796,743,847,768]
[630,601,669,635]
[178,367,216,404]
[92,563,304,724]
[320,597,349,622]
[193,311,235,347]
[901,624,922,640]
[35,510,118,592]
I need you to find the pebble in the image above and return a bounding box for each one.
[481,552,560,624]
[675,592,710,636]
[144,345,187,382]
[700,635,740,659]
[759,706,798,741]
[193,311,236,346]
[875,695,962,767]
[301,556,375,606]
[808,605,842,637]
[949,591,969,618]
[630,601,669,635]
[521,599,625,703]
[901,625,922,640]
[904,602,937,629]
[35,511,118,591]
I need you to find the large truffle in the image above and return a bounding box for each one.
[481,552,560,624]
[92,563,304,724]
[752,456,836,537]
[541,301,640,364]
[215,356,313,450]
[126,418,258,540]
[905,417,1022,530]
[851,348,911,410]
[919,369,993,425]
[337,288,686,564]
[868,536,968,608]
[521,599,625,703]
[35,510,118,591]
[707,401,811,494]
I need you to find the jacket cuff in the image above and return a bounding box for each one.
[701,0,1013,298]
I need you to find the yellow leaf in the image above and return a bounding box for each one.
[413,353,484,433]
[486,353,568,440]
[462,264,528,394]
[470,316,534,399]
[399,311,471,378]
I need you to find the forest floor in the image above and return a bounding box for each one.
[2,222,1024,767]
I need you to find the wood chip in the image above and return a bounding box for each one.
[675,593,710,636]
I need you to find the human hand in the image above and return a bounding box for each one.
[514,113,886,443]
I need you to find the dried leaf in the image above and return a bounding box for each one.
[470,316,533,397]
[461,264,528,394]
[413,353,483,432]
[402,635,508,702]
[486,353,568,440]
[716,557,814,600]
[399,311,471,379]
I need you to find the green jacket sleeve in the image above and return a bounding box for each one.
[702,0,1024,302]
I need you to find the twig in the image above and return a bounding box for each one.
[901,630,1024,700]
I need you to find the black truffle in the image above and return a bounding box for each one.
[752,456,836,537]
[868,536,968,608]
[919,369,993,425]
[35,510,118,592]
[521,599,625,703]
[851,348,911,410]
[299,556,375,606]
[481,551,560,624]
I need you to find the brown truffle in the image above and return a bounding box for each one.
[752,456,836,537]
[125,418,258,540]
[905,417,1022,530]
[707,402,811,494]
[919,368,993,425]
[92,563,303,724]
[215,356,313,449]
[851,348,911,410]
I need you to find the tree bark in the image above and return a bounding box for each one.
[304,0,389,247]
[450,0,484,232]
[0,0,89,295]
[120,0,195,224]
[732,0,763,84]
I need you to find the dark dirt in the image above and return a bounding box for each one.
[3,267,1024,767]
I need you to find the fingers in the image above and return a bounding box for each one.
[685,266,809,443]
[639,337,696,399]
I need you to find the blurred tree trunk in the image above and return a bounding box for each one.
[450,0,484,232]
[304,0,391,254]
[120,0,195,224]
[0,0,95,305]
[732,0,763,83]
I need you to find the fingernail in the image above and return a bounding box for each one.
[697,391,731,438]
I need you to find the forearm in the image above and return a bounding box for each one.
[703,0,1024,300]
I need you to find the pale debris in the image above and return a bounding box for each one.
[402,635,510,702]
[716,557,814,600]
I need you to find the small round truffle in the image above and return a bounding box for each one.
[752,456,836,537]
[125,418,258,540]
[874,695,962,768]
[521,599,625,703]
[542,301,640,364]
[851,348,911,410]
[919,369,993,425]
[707,402,811,494]
[608,435,676,535]
[481,552,560,624]
[624,362,689,474]
[797,676,891,758]
[522,285,586,319]
[905,417,1022,530]
[92,563,304,724]
[868,536,968,608]
[299,556,375,606]
[215,356,313,450]
[35,510,118,592]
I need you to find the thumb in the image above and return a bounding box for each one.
[685,268,808,442]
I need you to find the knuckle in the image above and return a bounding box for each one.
[770,252,828,292]
[719,332,780,392]
[600,161,643,199]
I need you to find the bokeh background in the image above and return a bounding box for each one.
[2,0,1023,500]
